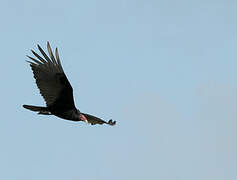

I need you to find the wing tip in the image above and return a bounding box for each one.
[107,119,116,126]
[37,44,41,49]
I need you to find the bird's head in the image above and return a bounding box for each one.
[77,110,88,123]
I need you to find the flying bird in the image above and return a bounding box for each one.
[23,42,115,126]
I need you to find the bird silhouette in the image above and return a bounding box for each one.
[23,42,115,126]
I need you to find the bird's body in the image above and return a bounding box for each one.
[23,42,115,126]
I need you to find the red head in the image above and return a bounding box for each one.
[79,113,88,123]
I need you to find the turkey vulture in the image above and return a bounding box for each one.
[23,42,115,126]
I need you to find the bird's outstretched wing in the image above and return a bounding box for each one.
[82,113,116,126]
[27,42,75,110]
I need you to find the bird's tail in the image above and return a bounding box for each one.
[23,105,51,115]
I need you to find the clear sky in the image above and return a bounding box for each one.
[0,0,236,179]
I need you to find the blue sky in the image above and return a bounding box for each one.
[0,0,237,179]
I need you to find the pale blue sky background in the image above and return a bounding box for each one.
[0,0,237,179]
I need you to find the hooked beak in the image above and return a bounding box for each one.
[79,114,88,123]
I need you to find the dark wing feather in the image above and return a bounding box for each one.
[82,113,116,126]
[27,42,75,110]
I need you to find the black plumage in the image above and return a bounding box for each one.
[23,42,115,126]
